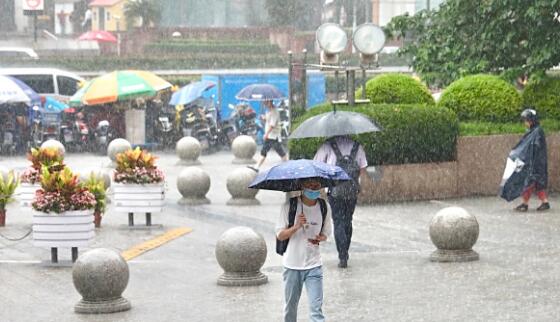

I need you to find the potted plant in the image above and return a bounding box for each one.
[32,166,96,262]
[0,171,19,227]
[113,147,165,226]
[84,173,107,228]
[18,147,64,207]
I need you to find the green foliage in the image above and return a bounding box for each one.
[289,103,458,165]
[438,74,522,122]
[459,119,560,136]
[84,173,107,214]
[0,171,19,210]
[385,0,560,86]
[265,0,323,29]
[522,77,560,119]
[359,74,434,105]
[125,0,162,29]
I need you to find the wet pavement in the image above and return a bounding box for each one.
[1,150,560,322]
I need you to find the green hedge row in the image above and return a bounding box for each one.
[460,119,560,136]
[360,74,435,105]
[289,103,459,165]
[144,41,281,54]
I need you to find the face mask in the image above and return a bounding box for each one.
[303,189,321,200]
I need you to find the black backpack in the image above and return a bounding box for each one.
[276,197,328,256]
[329,140,361,199]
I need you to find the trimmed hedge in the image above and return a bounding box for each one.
[358,74,435,105]
[144,41,281,55]
[438,74,522,122]
[460,119,560,136]
[289,103,459,165]
[522,77,560,119]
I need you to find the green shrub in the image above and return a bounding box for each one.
[358,74,435,105]
[438,74,522,122]
[459,119,560,136]
[522,77,560,119]
[144,41,281,54]
[289,103,458,165]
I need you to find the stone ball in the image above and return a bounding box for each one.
[177,167,210,199]
[41,139,65,155]
[72,248,129,302]
[227,168,258,199]
[429,207,479,251]
[215,226,267,273]
[232,135,257,161]
[176,137,201,162]
[107,139,132,162]
[0,166,10,182]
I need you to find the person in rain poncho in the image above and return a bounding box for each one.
[511,109,550,212]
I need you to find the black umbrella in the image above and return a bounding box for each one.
[289,110,382,139]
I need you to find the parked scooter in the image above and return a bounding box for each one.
[74,113,90,152]
[229,103,258,141]
[155,109,175,150]
[180,106,212,152]
[94,120,112,155]
[29,105,42,149]
[0,111,17,155]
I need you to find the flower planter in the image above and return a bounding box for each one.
[32,210,95,248]
[113,183,165,213]
[18,183,40,207]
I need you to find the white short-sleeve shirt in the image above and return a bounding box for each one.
[265,108,281,140]
[275,198,332,270]
[313,136,368,169]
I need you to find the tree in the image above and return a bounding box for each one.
[124,0,162,30]
[385,0,560,87]
[265,0,323,30]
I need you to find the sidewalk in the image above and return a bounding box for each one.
[1,151,560,321]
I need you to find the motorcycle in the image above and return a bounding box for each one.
[180,106,212,152]
[0,112,16,155]
[41,111,62,143]
[155,110,175,150]
[229,103,258,141]
[94,120,112,155]
[74,117,90,152]
[29,105,43,149]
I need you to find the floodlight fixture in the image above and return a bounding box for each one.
[352,23,386,65]
[316,23,348,65]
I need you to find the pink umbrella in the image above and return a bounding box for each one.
[78,30,117,43]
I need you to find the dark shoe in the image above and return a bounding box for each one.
[537,202,550,211]
[514,204,528,212]
[338,259,347,268]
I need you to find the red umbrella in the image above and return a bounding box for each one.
[78,30,117,43]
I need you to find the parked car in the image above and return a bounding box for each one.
[0,68,84,102]
[0,47,39,60]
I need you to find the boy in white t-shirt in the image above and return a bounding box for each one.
[256,100,288,169]
[276,179,332,322]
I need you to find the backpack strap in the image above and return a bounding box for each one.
[287,197,299,228]
[318,198,327,233]
[350,142,360,160]
[329,140,344,160]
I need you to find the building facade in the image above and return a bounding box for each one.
[90,0,127,31]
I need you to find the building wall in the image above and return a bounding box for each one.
[92,1,127,32]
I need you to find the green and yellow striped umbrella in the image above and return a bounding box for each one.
[70,70,171,106]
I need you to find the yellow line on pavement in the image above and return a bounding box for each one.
[121,227,193,261]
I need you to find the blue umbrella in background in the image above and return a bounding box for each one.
[235,83,286,101]
[0,75,41,106]
[248,159,350,192]
[43,96,68,113]
[169,81,215,106]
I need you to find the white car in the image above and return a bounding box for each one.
[0,47,39,60]
[0,68,84,101]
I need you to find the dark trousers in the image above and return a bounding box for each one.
[328,196,357,261]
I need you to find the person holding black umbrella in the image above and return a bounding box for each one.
[508,109,550,212]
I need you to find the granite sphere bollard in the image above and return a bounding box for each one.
[226,167,260,206]
[177,167,211,205]
[73,248,131,314]
[429,206,479,262]
[107,139,132,167]
[41,139,65,155]
[0,166,9,181]
[231,135,257,164]
[176,137,202,166]
[215,226,268,286]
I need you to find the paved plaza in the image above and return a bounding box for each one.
[1,151,560,322]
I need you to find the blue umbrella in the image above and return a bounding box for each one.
[169,81,215,106]
[42,97,68,113]
[248,159,350,192]
[235,83,286,101]
[0,75,41,106]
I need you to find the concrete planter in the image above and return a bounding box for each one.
[113,182,165,213]
[18,182,40,207]
[32,210,95,248]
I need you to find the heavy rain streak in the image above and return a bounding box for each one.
[0,0,560,321]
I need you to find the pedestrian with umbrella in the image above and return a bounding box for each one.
[249,159,350,322]
[236,84,288,169]
[499,108,550,211]
[290,107,382,268]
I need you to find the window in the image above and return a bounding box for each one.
[12,74,54,94]
[107,11,111,21]
[57,76,80,96]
